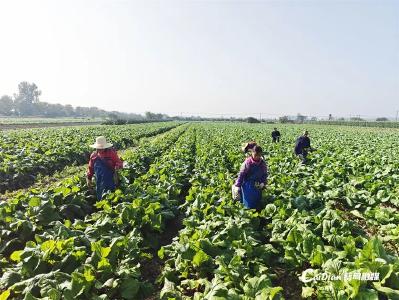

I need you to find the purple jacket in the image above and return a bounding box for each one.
[235,156,268,187]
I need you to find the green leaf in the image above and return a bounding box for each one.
[354,289,379,300]
[65,219,72,228]
[0,271,21,287]
[268,286,284,299]
[120,278,139,299]
[350,209,365,219]
[28,197,41,207]
[243,275,272,297]
[83,267,95,282]
[158,247,165,259]
[10,250,24,262]
[23,292,40,300]
[101,247,111,258]
[265,204,277,216]
[302,287,314,298]
[97,257,111,269]
[102,278,117,288]
[69,271,89,297]
[0,290,10,300]
[160,278,179,299]
[360,237,388,261]
[372,283,399,299]
[47,288,62,300]
[41,240,56,253]
[192,250,209,267]
[310,245,325,266]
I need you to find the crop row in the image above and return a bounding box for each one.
[158,123,399,299]
[0,125,193,299]
[0,122,180,193]
[241,123,399,298]
[158,124,284,299]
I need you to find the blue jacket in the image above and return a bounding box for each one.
[294,136,311,155]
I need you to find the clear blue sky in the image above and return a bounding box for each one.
[0,0,398,118]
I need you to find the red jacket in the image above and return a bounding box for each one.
[87,149,123,180]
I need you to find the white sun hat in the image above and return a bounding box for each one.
[90,136,113,149]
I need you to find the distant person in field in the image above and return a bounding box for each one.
[271,128,281,143]
[232,145,268,209]
[294,130,315,164]
[86,136,123,200]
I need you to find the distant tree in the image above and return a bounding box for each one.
[5,82,173,119]
[328,114,333,120]
[35,102,50,116]
[154,113,163,120]
[350,117,364,121]
[310,116,317,121]
[14,82,41,104]
[74,107,82,117]
[86,107,99,118]
[279,116,289,123]
[376,117,388,121]
[296,113,307,123]
[82,107,93,117]
[44,103,65,117]
[246,117,260,123]
[0,95,14,115]
[108,112,119,120]
[63,104,74,117]
[13,82,42,116]
[145,111,157,120]
[144,111,168,120]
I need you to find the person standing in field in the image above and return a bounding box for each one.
[232,145,268,209]
[294,130,314,164]
[86,136,123,200]
[271,128,281,143]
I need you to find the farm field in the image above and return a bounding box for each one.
[0,122,180,193]
[0,122,399,299]
[0,118,106,131]
[0,117,104,125]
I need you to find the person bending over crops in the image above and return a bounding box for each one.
[86,136,123,200]
[294,130,315,164]
[271,128,281,143]
[232,145,268,209]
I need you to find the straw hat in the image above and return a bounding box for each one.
[90,136,113,149]
[241,141,256,153]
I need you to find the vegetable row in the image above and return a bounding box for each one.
[0,122,180,192]
[0,125,194,299]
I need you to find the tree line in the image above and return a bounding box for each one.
[1,82,392,123]
[0,82,153,120]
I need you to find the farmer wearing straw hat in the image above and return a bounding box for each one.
[86,136,123,200]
